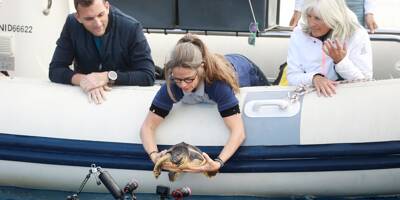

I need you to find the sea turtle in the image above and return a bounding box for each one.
[153,142,217,181]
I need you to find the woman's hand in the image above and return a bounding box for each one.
[313,74,338,97]
[182,153,221,173]
[149,150,164,164]
[323,39,347,64]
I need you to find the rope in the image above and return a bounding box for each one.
[289,78,375,104]
[248,0,257,25]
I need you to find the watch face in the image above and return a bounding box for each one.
[108,71,117,81]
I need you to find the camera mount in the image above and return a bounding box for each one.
[66,164,138,200]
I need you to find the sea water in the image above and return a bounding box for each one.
[0,186,287,200]
[1,187,400,200]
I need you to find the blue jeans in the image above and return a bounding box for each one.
[225,54,270,87]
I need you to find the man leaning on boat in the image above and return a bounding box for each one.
[48,0,155,104]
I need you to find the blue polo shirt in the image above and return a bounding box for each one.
[152,80,238,114]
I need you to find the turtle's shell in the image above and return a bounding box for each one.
[153,142,214,181]
[168,142,205,167]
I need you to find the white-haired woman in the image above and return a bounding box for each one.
[287,0,373,97]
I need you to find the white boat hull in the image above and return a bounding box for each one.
[1,78,400,196]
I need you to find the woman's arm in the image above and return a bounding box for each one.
[290,0,304,27]
[364,0,378,33]
[218,113,246,164]
[364,0,376,15]
[140,111,164,163]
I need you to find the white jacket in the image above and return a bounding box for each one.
[286,26,373,86]
[295,0,376,14]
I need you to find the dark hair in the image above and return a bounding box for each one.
[74,0,106,9]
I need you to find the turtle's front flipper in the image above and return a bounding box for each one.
[168,171,180,182]
[153,153,171,179]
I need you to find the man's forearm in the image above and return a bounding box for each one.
[115,70,155,86]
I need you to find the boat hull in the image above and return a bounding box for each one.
[1,78,400,196]
[1,160,400,197]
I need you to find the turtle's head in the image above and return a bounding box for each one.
[170,155,183,165]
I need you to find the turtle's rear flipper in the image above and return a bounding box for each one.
[168,171,180,182]
[205,171,218,178]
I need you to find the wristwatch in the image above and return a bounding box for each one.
[107,71,117,84]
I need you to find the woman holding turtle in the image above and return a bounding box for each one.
[140,34,268,174]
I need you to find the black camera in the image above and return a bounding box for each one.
[171,187,191,199]
[156,185,192,200]
[156,185,170,199]
[124,179,139,200]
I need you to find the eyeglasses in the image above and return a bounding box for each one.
[170,71,198,84]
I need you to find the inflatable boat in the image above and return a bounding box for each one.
[1,77,400,197]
